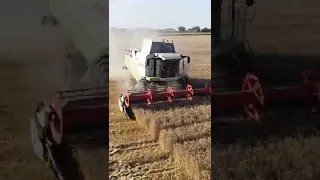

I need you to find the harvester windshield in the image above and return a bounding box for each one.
[160,60,180,78]
[147,57,189,78]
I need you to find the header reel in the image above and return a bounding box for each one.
[118,84,211,119]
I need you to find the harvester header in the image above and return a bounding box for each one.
[211,70,320,120]
[119,84,211,118]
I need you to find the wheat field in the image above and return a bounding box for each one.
[109,35,211,179]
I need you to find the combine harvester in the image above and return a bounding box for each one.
[30,0,108,179]
[118,39,211,119]
[211,0,320,120]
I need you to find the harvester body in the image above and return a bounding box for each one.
[119,39,211,119]
[123,39,190,90]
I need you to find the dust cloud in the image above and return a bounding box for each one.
[0,0,71,94]
[109,29,161,91]
[109,1,162,92]
[1,0,163,95]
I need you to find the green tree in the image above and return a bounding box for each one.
[177,26,186,32]
[201,27,211,32]
[191,26,201,32]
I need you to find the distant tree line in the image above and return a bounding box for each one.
[177,26,211,32]
[109,26,211,33]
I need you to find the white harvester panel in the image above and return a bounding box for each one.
[47,0,109,62]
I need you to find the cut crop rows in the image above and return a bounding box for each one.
[132,101,211,179]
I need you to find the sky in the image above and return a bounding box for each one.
[109,0,211,29]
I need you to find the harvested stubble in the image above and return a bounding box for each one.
[132,99,211,140]
[109,122,180,179]
[109,121,153,146]
[132,98,211,180]
[121,147,168,166]
[174,137,211,180]
[110,156,185,180]
[159,121,211,152]
[109,80,186,179]
[212,137,320,180]
[75,149,109,180]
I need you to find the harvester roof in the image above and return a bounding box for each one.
[141,38,176,54]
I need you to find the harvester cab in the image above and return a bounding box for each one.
[119,39,211,119]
